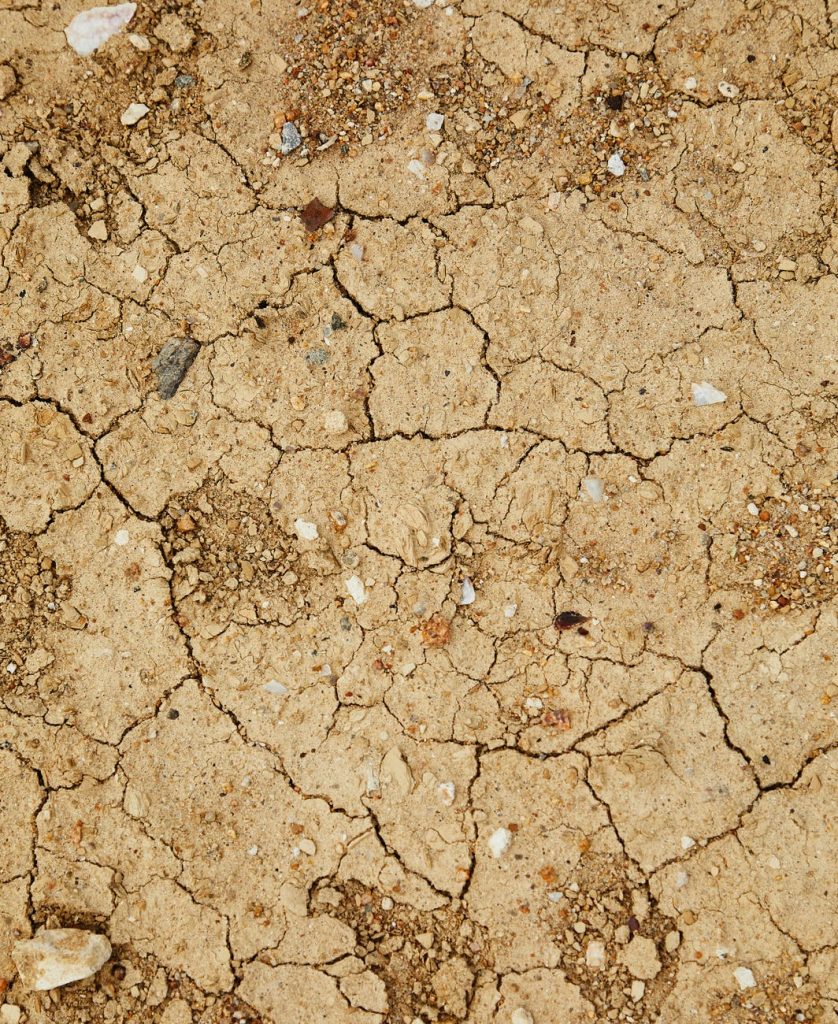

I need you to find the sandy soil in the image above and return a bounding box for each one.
[1,0,837,1021]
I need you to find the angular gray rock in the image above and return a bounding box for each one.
[152,338,200,399]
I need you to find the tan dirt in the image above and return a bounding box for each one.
[0,0,836,1022]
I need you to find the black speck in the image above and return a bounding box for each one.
[606,93,624,110]
[167,709,180,719]
[330,312,346,331]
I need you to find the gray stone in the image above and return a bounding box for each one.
[280,122,302,155]
[152,338,200,399]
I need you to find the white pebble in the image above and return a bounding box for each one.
[684,76,697,90]
[294,517,319,541]
[437,781,456,805]
[407,159,426,179]
[114,529,130,546]
[681,835,695,850]
[488,827,512,858]
[263,680,289,696]
[511,1010,534,1024]
[747,503,760,516]
[691,381,727,406]
[127,32,150,50]
[734,966,756,990]
[718,81,740,98]
[412,0,434,7]
[459,577,476,605]
[631,980,646,1001]
[12,928,111,991]
[6,662,17,675]
[120,102,149,126]
[350,242,364,261]
[65,2,136,55]
[582,477,605,502]
[324,409,348,434]
[607,152,625,176]
[504,602,518,618]
[426,112,444,132]
[346,575,367,605]
[585,940,606,969]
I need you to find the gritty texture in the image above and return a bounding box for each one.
[0,0,836,1023]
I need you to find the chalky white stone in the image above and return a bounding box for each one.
[13,928,111,991]
[691,381,727,406]
[65,3,136,56]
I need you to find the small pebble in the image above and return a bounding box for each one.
[582,477,604,502]
[684,76,697,90]
[294,518,318,541]
[324,409,348,434]
[13,928,111,991]
[488,827,512,858]
[734,966,756,990]
[511,1010,534,1024]
[585,940,606,969]
[607,152,625,176]
[345,575,366,605]
[65,2,136,55]
[152,338,200,399]
[718,81,740,98]
[280,122,302,155]
[120,102,149,126]
[426,112,444,132]
[691,381,727,406]
[459,577,475,605]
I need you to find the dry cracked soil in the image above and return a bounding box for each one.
[0,0,837,1021]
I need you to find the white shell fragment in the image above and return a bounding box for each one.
[734,967,756,990]
[294,517,319,541]
[607,152,626,176]
[691,381,727,406]
[488,827,512,858]
[582,477,605,502]
[345,575,367,604]
[718,81,740,98]
[120,102,150,126]
[459,577,476,605]
[12,928,111,991]
[426,112,445,132]
[65,2,136,56]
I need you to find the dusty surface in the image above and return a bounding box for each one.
[0,0,837,1021]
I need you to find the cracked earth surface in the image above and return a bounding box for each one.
[1,0,837,1021]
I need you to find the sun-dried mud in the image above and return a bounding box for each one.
[1,0,836,1022]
